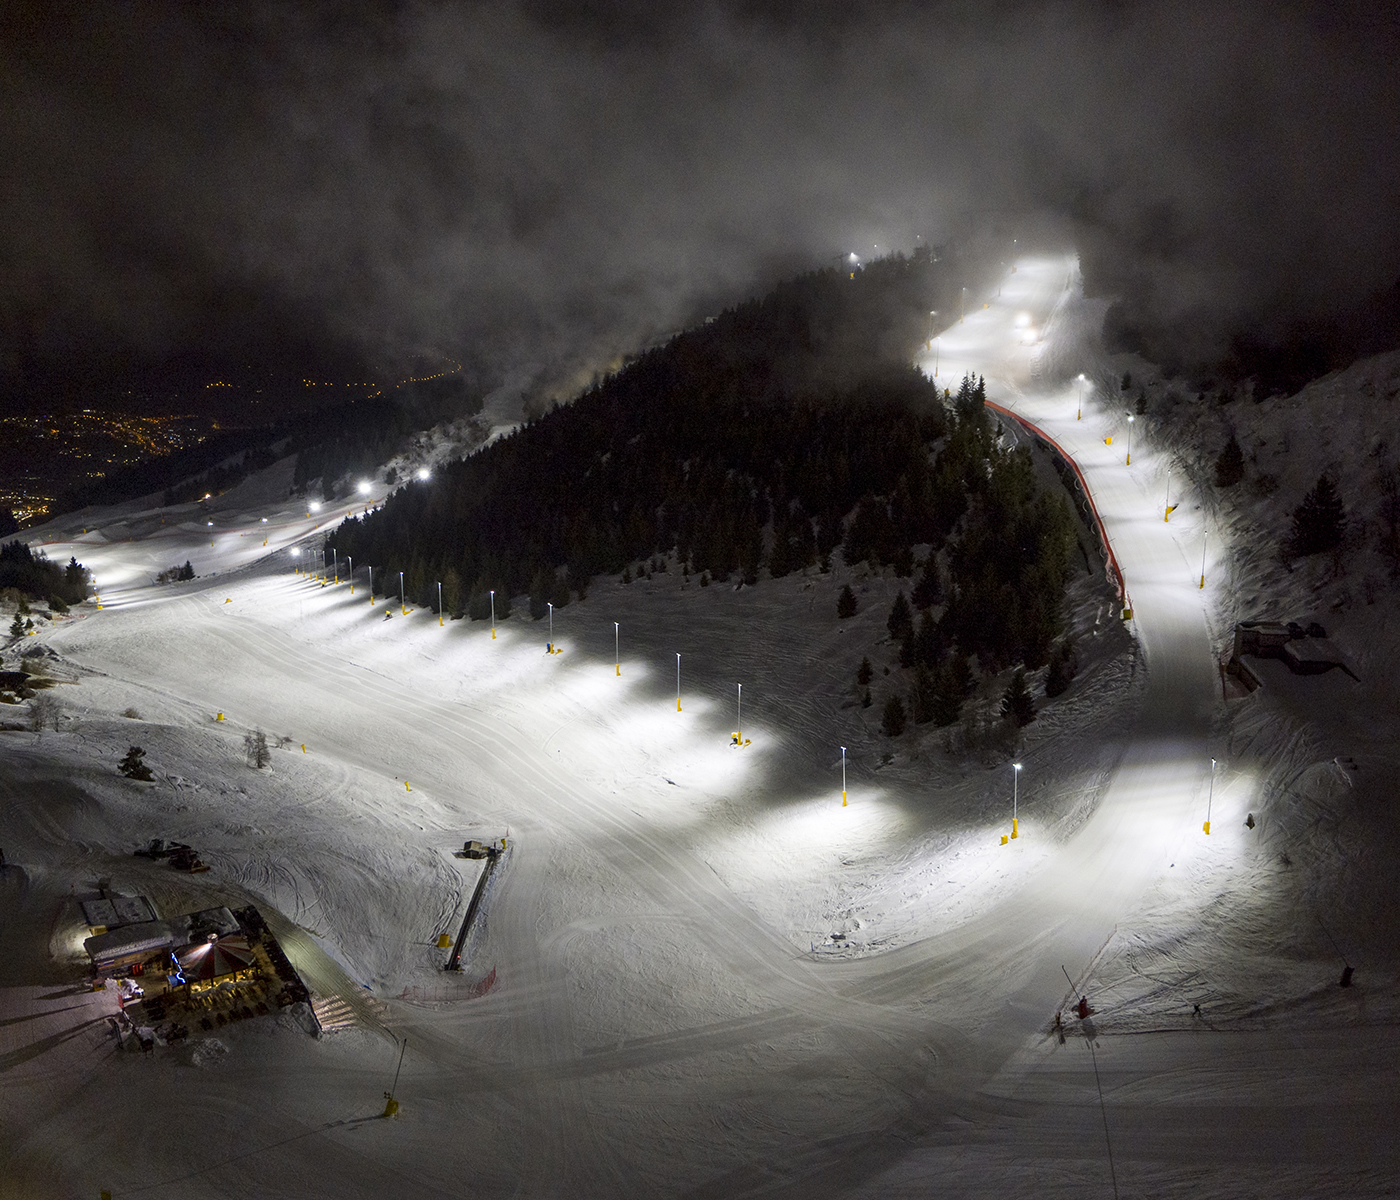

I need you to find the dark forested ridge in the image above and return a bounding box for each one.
[330,251,1076,672]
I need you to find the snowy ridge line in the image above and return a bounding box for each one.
[985,399,1126,605]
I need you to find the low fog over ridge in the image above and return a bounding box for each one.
[2,0,1397,402]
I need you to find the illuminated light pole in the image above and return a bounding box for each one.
[347,556,353,595]
[490,590,496,639]
[547,602,554,653]
[735,683,742,746]
[1077,373,1086,421]
[437,580,443,627]
[399,571,405,616]
[1199,527,1208,589]
[841,746,847,807]
[1164,468,1175,522]
[1012,761,1022,839]
[676,653,682,712]
[614,622,620,676]
[1204,758,1216,834]
[927,310,937,351]
[960,286,966,323]
[333,548,338,584]
[1126,413,1134,466]
[368,565,373,605]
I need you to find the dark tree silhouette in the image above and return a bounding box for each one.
[1214,433,1245,488]
[119,746,154,781]
[881,694,907,737]
[1288,475,1346,557]
[837,585,858,619]
[1001,669,1036,727]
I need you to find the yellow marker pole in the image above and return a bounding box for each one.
[405,781,411,792]
[841,745,847,807]
[216,712,224,721]
[436,933,451,949]
[301,744,306,753]
[1204,757,1215,834]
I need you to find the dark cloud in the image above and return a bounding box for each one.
[2,0,1397,404]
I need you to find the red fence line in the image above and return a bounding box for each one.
[984,399,1127,605]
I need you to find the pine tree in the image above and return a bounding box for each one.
[910,667,937,724]
[529,570,552,620]
[1288,475,1346,557]
[856,657,873,687]
[911,557,942,609]
[837,584,858,619]
[886,591,913,641]
[1000,668,1036,727]
[1214,434,1245,488]
[118,745,154,781]
[914,610,941,669]
[1044,637,1078,697]
[881,694,907,737]
[8,612,22,638]
[442,568,463,617]
[244,729,271,769]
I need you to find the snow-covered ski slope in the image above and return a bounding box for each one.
[4,256,1399,1198]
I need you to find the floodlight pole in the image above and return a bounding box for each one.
[841,746,847,807]
[368,565,373,604]
[1204,758,1215,834]
[1200,528,1208,589]
[615,622,620,676]
[490,590,496,639]
[333,548,338,584]
[1012,762,1022,839]
[1164,469,1172,522]
[348,556,353,595]
[676,653,681,712]
[737,683,742,744]
[1077,374,1085,421]
[547,602,554,653]
[1126,414,1134,465]
[438,580,443,626]
[399,571,405,615]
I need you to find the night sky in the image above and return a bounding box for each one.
[2,1,1398,412]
